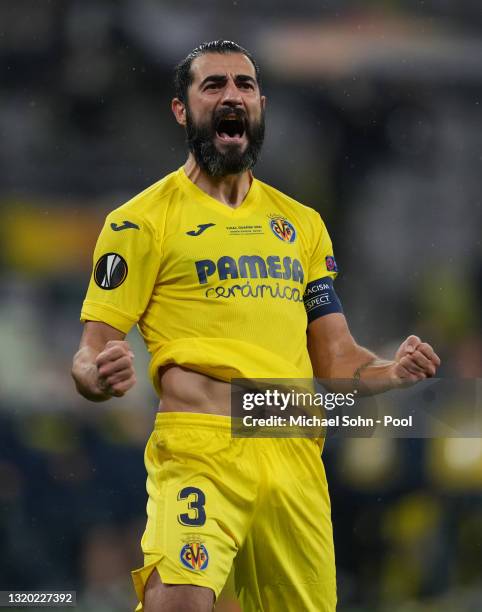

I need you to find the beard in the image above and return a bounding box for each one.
[185,105,265,177]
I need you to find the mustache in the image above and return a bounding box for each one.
[211,107,248,130]
[184,104,265,177]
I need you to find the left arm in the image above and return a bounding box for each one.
[302,210,439,392]
[307,312,440,393]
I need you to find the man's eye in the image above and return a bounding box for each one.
[205,83,221,90]
[239,82,254,89]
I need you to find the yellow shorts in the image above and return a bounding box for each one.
[131,412,336,611]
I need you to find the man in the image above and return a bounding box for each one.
[72,41,440,612]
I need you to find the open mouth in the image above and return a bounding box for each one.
[215,116,246,142]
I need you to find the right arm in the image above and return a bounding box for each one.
[71,321,136,402]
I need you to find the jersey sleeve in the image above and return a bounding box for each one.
[307,211,338,283]
[80,212,162,334]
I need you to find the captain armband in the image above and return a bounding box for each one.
[303,277,343,323]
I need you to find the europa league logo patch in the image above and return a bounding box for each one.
[94,253,128,290]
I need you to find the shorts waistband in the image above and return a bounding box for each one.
[154,411,233,432]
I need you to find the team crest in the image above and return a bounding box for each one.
[325,255,338,272]
[269,215,296,243]
[180,537,209,571]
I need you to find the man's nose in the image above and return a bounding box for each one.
[220,79,243,107]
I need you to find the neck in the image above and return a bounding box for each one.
[183,153,253,208]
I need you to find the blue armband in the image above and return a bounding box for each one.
[303,277,343,323]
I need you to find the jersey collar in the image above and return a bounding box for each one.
[176,166,260,218]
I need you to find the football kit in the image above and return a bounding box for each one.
[81,167,339,611]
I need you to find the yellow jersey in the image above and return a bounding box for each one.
[80,167,337,395]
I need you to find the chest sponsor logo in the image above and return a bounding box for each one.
[94,253,128,290]
[195,255,304,285]
[269,215,296,243]
[194,255,305,303]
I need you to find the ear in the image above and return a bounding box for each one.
[261,95,267,111]
[171,98,187,126]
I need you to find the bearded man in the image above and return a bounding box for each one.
[72,41,440,612]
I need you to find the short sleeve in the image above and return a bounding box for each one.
[80,212,161,333]
[307,212,338,283]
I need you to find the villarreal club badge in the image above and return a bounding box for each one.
[269,215,297,243]
[180,537,209,571]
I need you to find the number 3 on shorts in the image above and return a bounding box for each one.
[177,486,206,526]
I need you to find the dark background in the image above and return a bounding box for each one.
[0,1,481,610]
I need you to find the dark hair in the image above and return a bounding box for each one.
[174,40,261,103]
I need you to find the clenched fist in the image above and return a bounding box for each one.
[391,335,441,386]
[95,340,137,397]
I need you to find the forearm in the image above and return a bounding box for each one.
[71,345,111,402]
[352,355,398,394]
[311,338,396,394]
[331,343,378,379]
[308,315,440,395]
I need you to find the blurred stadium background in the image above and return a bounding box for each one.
[0,1,481,610]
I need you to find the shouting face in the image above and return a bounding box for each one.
[174,52,266,177]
